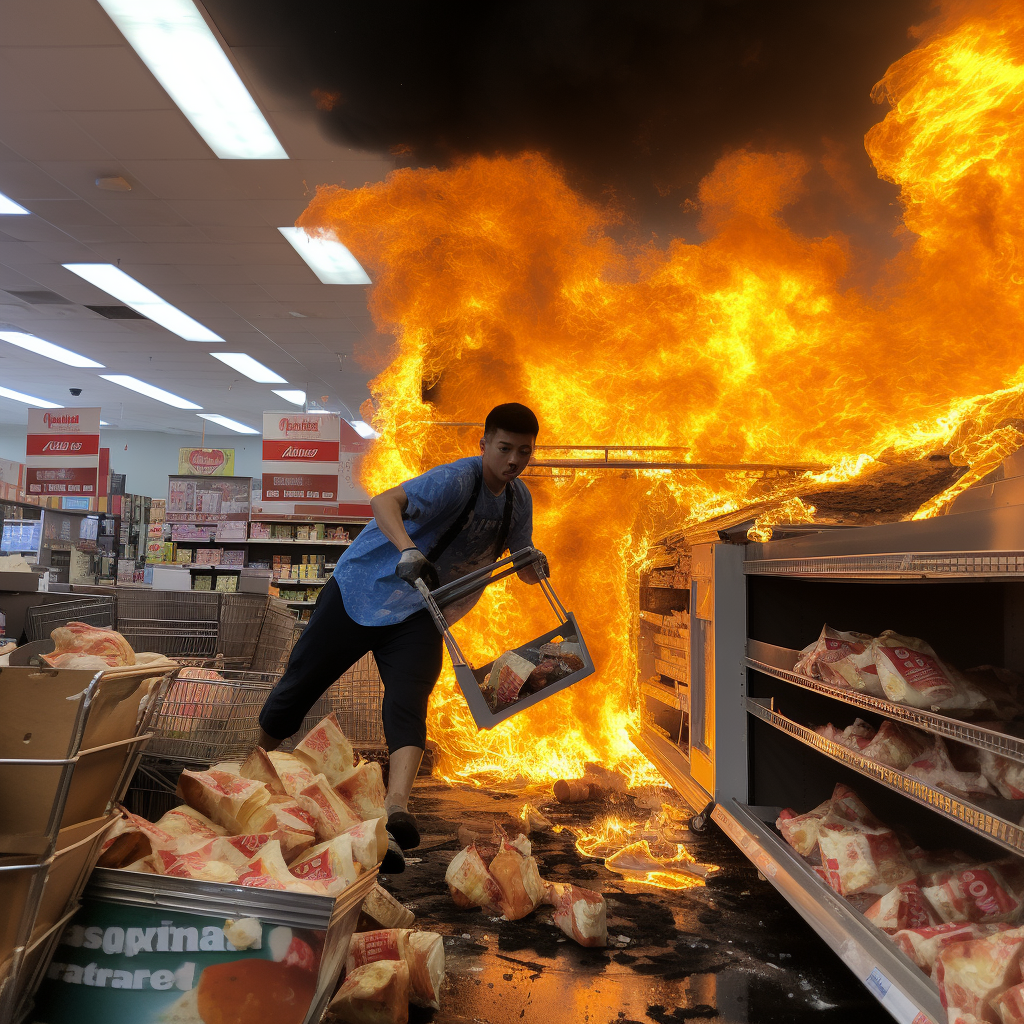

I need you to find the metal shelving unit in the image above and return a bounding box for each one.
[247,538,351,546]
[746,696,1024,856]
[744,550,1024,579]
[746,640,1024,764]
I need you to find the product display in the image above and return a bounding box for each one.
[479,639,588,712]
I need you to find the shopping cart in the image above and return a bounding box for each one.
[415,546,595,729]
[23,596,115,643]
[115,590,220,660]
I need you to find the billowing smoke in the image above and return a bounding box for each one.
[205,0,932,248]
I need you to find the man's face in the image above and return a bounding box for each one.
[480,429,536,484]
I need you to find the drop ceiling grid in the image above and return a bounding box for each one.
[0,0,391,432]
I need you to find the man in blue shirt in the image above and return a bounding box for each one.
[258,403,544,871]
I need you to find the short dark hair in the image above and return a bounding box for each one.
[484,403,539,438]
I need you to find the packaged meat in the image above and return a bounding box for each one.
[346,815,389,870]
[863,881,938,933]
[992,980,1024,1024]
[488,837,546,920]
[152,805,227,842]
[776,800,831,856]
[922,863,1024,924]
[860,720,930,770]
[267,751,318,796]
[293,712,355,787]
[979,751,1024,800]
[827,783,884,829]
[817,818,915,896]
[891,922,1010,972]
[936,668,996,712]
[327,959,409,1024]
[815,720,877,751]
[238,840,318,893]
[41,621,136,668]
[797,625,884,695]
[873,631,958,708]
[288,835,360,895]
[934,926,1024,1020]
[176,768,272,833]
[335,760,387,820]
[297,774,363,839]
[260,796,317,861]
[445,845,503,913]
[239,746,288,796]
[545,883,608,947]
[905,738,996,798]
[346,929,445,1009]
[488,650,536,706]
[359,883,416,931]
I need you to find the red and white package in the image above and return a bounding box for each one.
[817,819,915,897]
[979,751,1024,800]
[297,774,362,840]
[873,631,958,708]
[815,719,877,751]
[488,838,546,920]
[334,760,387,821]
[445,845,503,913]
[237,839,317,893]
[346,929,445,1010]
[544,883,608,947]
[328,960,410,1024]
[905,738,996,798]
[797,625,883,695]
[827,784,884,828]
[922,863,1024,924]
[934,926,1024,1020]
[288,835,360,895]
[293,712,354,787]
[346,816,389,870]
[860,720,930,770]
[863,881,938,934]
[891,922,1010,973]
[261,796,317,862]
[776,800,831,857]
[992,979,1024,1024]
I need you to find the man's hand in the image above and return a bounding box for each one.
[517,552,549,585]
[396,547,440,590]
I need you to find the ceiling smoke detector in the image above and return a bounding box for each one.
[95,176,132,192]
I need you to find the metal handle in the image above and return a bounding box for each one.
[414,547,568,669]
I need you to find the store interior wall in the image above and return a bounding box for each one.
[0,424,261,498]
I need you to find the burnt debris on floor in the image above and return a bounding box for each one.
[382,780,880,1024]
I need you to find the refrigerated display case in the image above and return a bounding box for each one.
[633,500,1024,1024]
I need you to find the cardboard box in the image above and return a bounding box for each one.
[0,571,41,594]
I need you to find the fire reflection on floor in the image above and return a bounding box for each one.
[384,780,877,1023]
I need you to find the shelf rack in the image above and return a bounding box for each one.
[744,550,1024,579]
[746,696,1024,857]
[247,539,351,546]
[746,640,1024,764]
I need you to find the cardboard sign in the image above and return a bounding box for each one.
[26,409,101,498]
[178,448,235,476]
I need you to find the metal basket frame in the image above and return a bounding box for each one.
[23,597,115,643]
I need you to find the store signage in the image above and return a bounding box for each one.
[178,447,235,476]
[26,408,101,497]
[0,456,23,501]
[166,476,252,522]
[258,412,371,516]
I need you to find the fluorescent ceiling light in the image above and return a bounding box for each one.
[0,191,29,215]
[0,386,62,409]
[272,389,306,406]
[100,374,201,410]
[96,0,287,160]
[210,351,286,384]
[63,263,223,342]
[197,413,259,434]
[278,227,371,285]
[100,421,111,426]
[0,330,104,368]
[349,420,379,439]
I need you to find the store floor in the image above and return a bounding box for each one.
[384,780,883,1024]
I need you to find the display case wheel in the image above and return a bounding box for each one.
[689,800,715,833]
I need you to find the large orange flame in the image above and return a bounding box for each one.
[298,0,1024,784]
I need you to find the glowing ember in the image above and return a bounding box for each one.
[297,1,1024,784]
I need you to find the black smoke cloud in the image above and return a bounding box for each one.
[207,0,933,243]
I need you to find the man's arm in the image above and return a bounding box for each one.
[369,485,413,552]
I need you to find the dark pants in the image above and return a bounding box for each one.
[259,578,443,752]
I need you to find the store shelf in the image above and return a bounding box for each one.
[712,799,944,1024]
[181,564,244,571]
[745,696,1024,857]
[251,514,370,524]
[642,678,684,709]
[744,550,1024,579]
[276,578,328,586]
[746,639,1024,765]
[247,539,350,546]
[280,599,318,606]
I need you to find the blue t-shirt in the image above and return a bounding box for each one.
[334,456,533,626]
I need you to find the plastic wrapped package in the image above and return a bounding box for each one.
[992,980,1024,1024]
[335,760,387,820]
[267,751,317,796]
[293,711,354,786]
[327,959,410,1024]
[904,738,996,798]
[445,845,503,913]
[288,835,360,895]
[979,751,1024,800]
[873,631,958,708]
[922,863,1024,924]
[544,883,608,947]
[796,625,883,695]
[815,719,877,751]
[297,774,362,839]
[488,838,546,920]
[891,922,1011,973]
[239,746,289,795]
[817,818,915,897]
[176,768,271,833]
[863,881,938,934]
[860,720,930,770]
[776,800,831,856]
[934,926,1024,1021]
[346,929,445,1009]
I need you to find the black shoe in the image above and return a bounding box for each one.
[381,836,405,874]
[387,809,421,850]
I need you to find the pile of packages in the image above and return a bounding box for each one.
[0,620,176,671]
[811,717,1022,802]
[778,783,1024,1022]
[795,626,1023,716]
[445,823,608,947]
[99,713,388,894]
[479,639,585,712]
